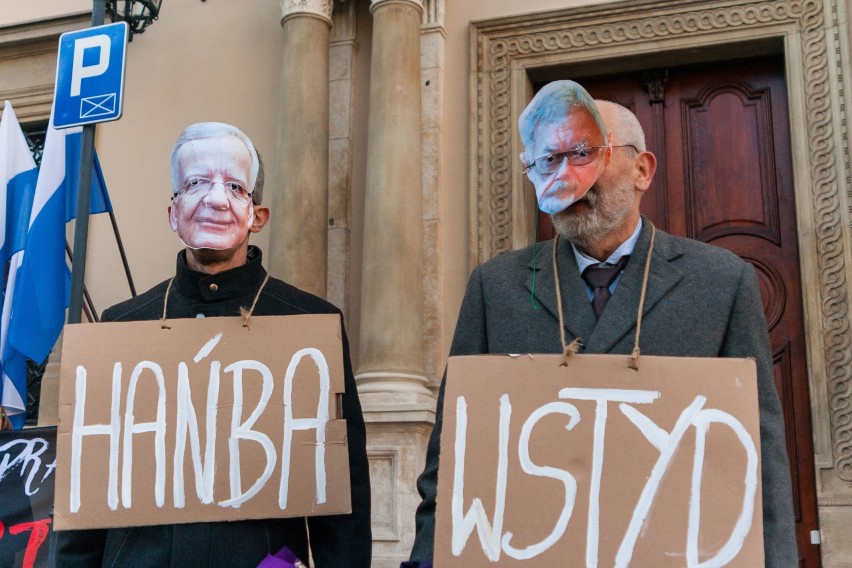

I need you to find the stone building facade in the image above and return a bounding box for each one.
[1,0,851,565]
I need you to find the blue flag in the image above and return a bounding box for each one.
[4,116,111,428]
[0,101,38,429]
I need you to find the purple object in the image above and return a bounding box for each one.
[256,546,306,568]
[399,562,433,568]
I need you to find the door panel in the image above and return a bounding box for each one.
[537,55,820,566]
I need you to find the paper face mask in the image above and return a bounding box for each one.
[170,136,255,251]
[520,82,610,215]
[527,110,610,215]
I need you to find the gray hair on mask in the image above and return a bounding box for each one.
[518,80,607,154]
[170,122,262,205]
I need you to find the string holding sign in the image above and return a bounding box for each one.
[551,225,657,370]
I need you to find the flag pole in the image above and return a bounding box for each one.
[65,241,100,321]
[67,0,106,325]
[108,209,137,297]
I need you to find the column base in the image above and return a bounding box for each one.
[356,370,436,422]
[365,413,435,566]
[358,389,436,424]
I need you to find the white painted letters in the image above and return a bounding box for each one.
[279,348,331,509]
[70,363,121,512]
[449,387,759,566]
[219,360,276,508]
[173,356,220,507]
[502,401,581,560]
[451,394,511,561]
[686,409,758,568]
[559,388,660,568]
[121,361,167,508]
[615,396,707,567]
[67,332,337,515]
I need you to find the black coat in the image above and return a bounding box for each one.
[54,247,371,568]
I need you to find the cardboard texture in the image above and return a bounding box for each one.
[54,314,351,531]
[435,354,764,567]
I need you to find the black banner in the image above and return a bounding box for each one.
[0,427,56,568]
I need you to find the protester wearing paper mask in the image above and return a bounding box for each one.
[168,123,266,267]
[55,122,371,568]
[409,84,796,567]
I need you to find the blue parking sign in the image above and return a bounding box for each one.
[52,22,128,129]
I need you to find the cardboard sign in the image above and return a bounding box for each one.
[435,354,764,567]
[0,427,56,568]
[54,314,351,531]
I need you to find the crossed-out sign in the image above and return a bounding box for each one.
[52,22,128,129]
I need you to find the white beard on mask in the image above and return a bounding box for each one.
[537,180,591,215]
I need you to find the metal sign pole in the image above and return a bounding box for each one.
[67,0,106,325]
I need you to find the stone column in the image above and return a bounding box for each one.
[327,0,358,321]
[357,0,432,413]
[268,0,332,297]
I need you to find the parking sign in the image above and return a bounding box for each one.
[52,22,128,129]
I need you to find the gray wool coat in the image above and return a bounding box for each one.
[410,220,797,566]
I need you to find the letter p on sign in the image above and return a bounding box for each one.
[71,36,111,97]
[52,22,128,129]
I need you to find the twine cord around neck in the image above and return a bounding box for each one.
[161,277,175,329]
[241,273,270,328]
[629,224,656,370]
[160,272,271,329]
[552,235,583,365]
[552,223,657,369]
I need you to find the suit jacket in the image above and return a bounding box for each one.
[410,221,797,566]
[54,247,371,568]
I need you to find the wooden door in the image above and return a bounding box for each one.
[538,55,821,566]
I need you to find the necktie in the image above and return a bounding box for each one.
[582,255,630,318]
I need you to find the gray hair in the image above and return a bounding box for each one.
[518,80,607,151]
[170,122,262,205]
[594,100,647,152]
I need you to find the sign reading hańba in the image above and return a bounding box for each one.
[435,354,764,567]
[54,315,351,530]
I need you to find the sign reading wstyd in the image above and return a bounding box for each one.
[54,315,351,531]
[435,354,764,567]
[52,22,128,128]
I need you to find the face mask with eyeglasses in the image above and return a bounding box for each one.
[175,178,254,203]
[523,144,638,176]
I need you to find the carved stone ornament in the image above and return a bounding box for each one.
[280,0,333,25]
[471,0,852,483]
[642,69,668,104]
